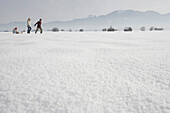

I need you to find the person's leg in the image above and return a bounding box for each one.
[40,27,43,34]
[28,27,30,33]
[29,27,31,33]
[35,27,39,34]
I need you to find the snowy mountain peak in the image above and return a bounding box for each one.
[144,10,160,15]
[87,15,96,18]
[1,10,170,31]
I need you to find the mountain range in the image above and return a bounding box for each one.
[1,10,170,31]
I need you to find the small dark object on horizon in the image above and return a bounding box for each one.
[154,28,163,31]
[51,27,59,32]
[102,28,107,31]
[107,26,115,32]
[140,27,145,31]
[149,27,154,31]
[124,27,132,32]
[79,29,84,32]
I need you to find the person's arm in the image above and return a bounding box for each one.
[34,22,38,26]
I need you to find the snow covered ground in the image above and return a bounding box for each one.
[0,31,170,113]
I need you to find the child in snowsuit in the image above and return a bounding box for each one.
[34,19,43,34]
[13,27,19,34]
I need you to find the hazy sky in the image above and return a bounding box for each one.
[0,0,170,24]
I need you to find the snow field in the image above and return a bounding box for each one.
[0,31,170,113]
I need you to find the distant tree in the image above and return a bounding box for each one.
[52,27,59,32]
[107,26,115,32]
[140,27,145,31]
[69,29,72,32]
[61,29,65,31]
[149,27,154,31]
[154,27,163,31]
[124,27,132,31]
[102,28,107,31]
[79,29,84,32]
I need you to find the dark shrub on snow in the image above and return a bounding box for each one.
[124,27,132,32]
[79,29,84,32]
[140,27,145,31]
[107,26,115,32]
[149,27,154,31]
[52,27,59,32]
[102,28,107,31]
[154,28,163,31]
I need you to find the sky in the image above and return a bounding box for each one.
[0,0,170,24]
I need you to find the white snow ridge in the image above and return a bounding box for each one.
[0,31,170,113]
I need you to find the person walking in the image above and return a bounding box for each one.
[34,19,43,34]
[27,18,31,33]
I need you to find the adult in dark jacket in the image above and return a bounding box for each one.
[34,19,43,34]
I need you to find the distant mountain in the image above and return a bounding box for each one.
[0,21,26,32]
[1,10,170,31]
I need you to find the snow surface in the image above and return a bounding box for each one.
[0,31,170,113]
